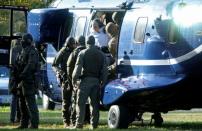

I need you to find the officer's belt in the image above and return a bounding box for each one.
[80,74,99,79]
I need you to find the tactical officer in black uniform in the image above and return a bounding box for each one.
[9,34,23,123]
[72,35,108,129]
[16,33,39,129]
[52,37,76,128]
[67,36,86,126]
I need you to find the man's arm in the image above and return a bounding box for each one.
[52,48,64,74]
[100,55,108,86]
[72,51,84,86]
[67,52,75,79]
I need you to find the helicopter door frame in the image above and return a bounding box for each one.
[86,8,126,37]
[71,15,88,38]
[86,8,126,76]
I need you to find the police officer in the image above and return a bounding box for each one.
[52,37,76,128]
[105,22,119,79]
[106,22,119,58]
[72,35,108,129]
[112,11,125,27]
[17,33,39,129]
[9,34,22,123]
[67,36,86,126]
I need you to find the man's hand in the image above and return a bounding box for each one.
[62,80,71,91]
[19,74,25,81]
[56,71,60,78]
[72,80,80,91]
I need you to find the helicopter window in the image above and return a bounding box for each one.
[13,10,26,35]
[74,16,87,37]
[0,9,10,36]
[134,17,148,44]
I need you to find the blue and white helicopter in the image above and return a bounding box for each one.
[26,0,202,128]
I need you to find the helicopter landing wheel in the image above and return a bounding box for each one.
[108,105,130,129]
[151,112,163,127]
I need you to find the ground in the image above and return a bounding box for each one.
[1,105,202,130]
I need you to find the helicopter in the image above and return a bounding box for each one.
[2,0,202,129]
[28,0,202,128]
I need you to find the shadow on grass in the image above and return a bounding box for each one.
[161,122,202,130]
[130,122,202,130]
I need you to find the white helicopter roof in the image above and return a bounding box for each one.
[50,0,150,9]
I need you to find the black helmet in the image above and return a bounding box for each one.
[86,35,95,45]
[64,37,75,47]
[77,36,85,46]
[21,33,33,48]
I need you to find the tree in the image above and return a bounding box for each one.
[0,0,56,9]
[0,0,56,35]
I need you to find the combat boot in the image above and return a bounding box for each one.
[69,124,83,129]
[90,125,97,130]
[15,125,28,129]
[29,126,38,129]
[64,123,70,128]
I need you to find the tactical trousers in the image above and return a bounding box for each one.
[19,94,39,128]
[75,77,100,128]
[10,94,21,122]
[61,84,72,125]
[70,89,77,125]
[70,89,91,126]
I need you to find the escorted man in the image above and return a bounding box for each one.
[17,33,39,129]
[52,37,76,128]
[91,19,110,48]
[72,35,108,129]
[67,36,86,126]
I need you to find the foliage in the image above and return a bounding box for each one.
[0,0,55,36]
[0,0,55,9]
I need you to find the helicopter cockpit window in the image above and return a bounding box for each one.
[134,17,148,44]
[0,9,10,36]
[13,10,26,35]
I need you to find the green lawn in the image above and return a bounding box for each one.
[1,106,202,130]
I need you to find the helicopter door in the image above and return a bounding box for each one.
[28,8,73,51]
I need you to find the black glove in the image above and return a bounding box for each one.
[19,74,25,81]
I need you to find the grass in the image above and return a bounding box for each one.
[1,106,202,130]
